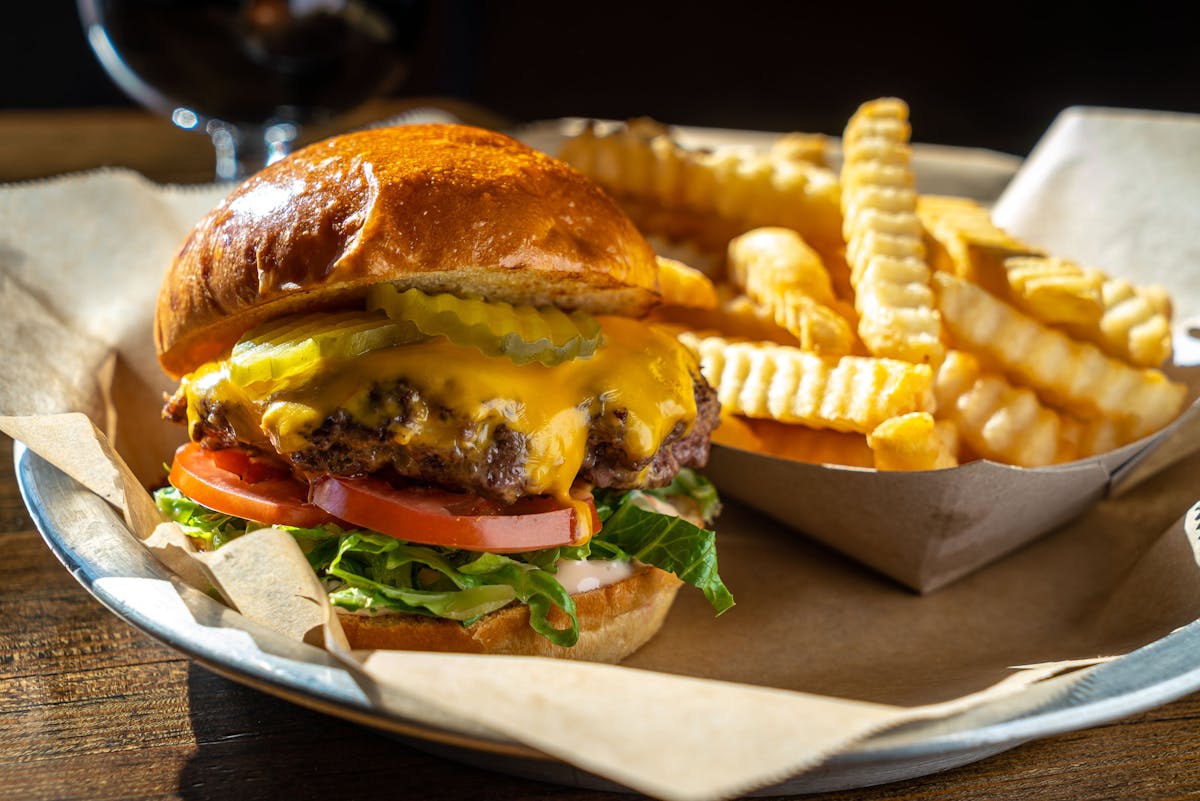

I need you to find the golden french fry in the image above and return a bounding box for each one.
[822,245,856,304]
[727,416,875,467]
[918,197,1171,361]
[868,412,958,471]
[1061,276,1174,368]
[645,234,724,278]
[656,256,718,309]
[840,98,944,364]
[728,227,837,305]
[648,290,798,346]
[622,197,749,257]
[710,412,766,452]
[712,413,875,467]
[935,350,1065,466]
[558,118,845,257]
[771,132,830,167]
[727,228,855,355]
[1003,256,1104,326]
[935,418,962,465]
[1057,414,1133,463]
[767,292,856,354]
[917,195,1036,288]
[679,332,934,433]
[934,273,1186,436]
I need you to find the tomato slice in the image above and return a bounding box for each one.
[311,475,598,553]
[169,442,337,528]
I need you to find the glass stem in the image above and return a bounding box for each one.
[207,120,300,182]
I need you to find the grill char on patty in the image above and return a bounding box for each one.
[165,375,719,504]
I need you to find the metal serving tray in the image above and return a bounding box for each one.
[17,442,1200,795]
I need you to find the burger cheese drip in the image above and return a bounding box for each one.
[176,313,702,536]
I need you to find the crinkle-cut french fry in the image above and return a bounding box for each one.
[557,118,845,254]
[936,349,1140,465]
[822,245,856,304]
[648,289,798,346]
[728,227,837,305]
[868,412,958,471]
[712,413,872,467]
[718,416,875,467]
[844,186,919,243]
[770,133,830,167]
[656,257,718,309]
[841,97,911,145]
[1003,256,1105,326]
[919,197,1174,366]
[845,219,925,279]
[726,228,856,355]
[840,98,943,364]
[768,292,856,355]
[558,117,681,200]
[623,198,749,257]
[935,418,962,465]
[934,273,1186,437]
[710,412,766,452]
[1057,414,1132,463]
[1062,276,1174,368]
[645,234,724,278]
[919,195,1160,359]
[935,350,1063,466]
[678,332,933,433]
[917,195,1037,285]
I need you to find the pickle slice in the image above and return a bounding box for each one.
[228,310,423,387]
[366,285,603,365]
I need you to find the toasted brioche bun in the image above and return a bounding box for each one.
[338,564,683,663]
[156,124,662,378]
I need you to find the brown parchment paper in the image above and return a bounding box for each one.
[3,110,1200,800]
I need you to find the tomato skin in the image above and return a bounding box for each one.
[170,443,598,551]
[169,443,337,528]
[311,475,596,553]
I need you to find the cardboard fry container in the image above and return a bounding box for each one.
[705,432,1165,592]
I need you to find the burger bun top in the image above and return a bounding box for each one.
[155,124,661,378]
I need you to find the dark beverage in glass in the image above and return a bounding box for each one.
[79,0,428,179]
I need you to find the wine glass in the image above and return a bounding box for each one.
[78,0,428,181]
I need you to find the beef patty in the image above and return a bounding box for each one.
[166,375,719,504]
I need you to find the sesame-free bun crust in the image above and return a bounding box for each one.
[338,565,683,663]
[156,124,661,378]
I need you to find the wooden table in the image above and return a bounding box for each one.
[3,102,1200,800]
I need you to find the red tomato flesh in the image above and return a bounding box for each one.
[169,443,598,552]
[311,474,597,553]
[169,442,337,528]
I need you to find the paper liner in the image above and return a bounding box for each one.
[3,111,1200,799]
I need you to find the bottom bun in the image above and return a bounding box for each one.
[337,565,684,663]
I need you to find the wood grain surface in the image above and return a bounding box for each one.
[3,103,1200,800]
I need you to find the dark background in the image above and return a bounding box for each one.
[3,1,1197,156]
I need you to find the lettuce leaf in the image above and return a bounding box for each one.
[593,471,734,615]
[323,533,577,645]
[152,469,732,648]
[154,486,250,549]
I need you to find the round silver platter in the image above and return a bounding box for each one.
[16,443,1200,795]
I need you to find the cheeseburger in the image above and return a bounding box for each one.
[153,124,732,661]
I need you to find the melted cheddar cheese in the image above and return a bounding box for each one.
[180,316,699,527]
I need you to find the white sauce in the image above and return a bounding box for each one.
[553,558,635,594]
